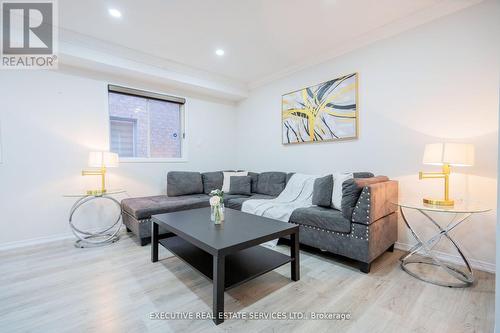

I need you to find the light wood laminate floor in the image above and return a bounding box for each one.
[0,232,494,333]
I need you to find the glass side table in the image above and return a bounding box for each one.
[63,189,126,248]
[395,200,490,288]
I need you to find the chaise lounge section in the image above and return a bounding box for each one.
[121,170,398,272]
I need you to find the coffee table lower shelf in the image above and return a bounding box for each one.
[159,236,292,290]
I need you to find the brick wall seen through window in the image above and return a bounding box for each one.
[108,91,182,158]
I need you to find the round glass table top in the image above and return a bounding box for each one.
[63,189,126,198]
[394,199,490,214]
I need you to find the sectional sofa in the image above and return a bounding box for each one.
[121,171,398,273]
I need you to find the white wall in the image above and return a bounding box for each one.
[235,0,499,270]
[496,77,500,332]
[0,70,237,246]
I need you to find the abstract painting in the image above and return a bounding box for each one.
[282,73,358,144]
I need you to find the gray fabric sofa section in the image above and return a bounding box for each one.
[255,172,287,196]
[353,172,374,178]
[167,171,203,196]
[352,180,398,225]
[289,206,351,233]
[201,171,223,194]
[248,172,259,193]
[222,194,249,205]
[122,194,210,220]
[286,212,397,265]
[226,193,276,210]
[122,211,172,246]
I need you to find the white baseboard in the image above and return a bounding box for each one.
[0,234,74,251]
[394,242,496,274]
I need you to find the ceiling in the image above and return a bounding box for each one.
[53,0,482,97]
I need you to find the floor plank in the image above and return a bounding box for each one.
[0,232,495,333]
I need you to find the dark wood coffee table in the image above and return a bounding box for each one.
[151,207,300,325]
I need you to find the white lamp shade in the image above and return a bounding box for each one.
[422,143,474,167]
[88,151,119,168]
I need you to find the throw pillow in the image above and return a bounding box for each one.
[312,175,333,207]
[248,172,259,193]
[332,172,353,210]
[341,179,364,220]
[229,176,252,195]
[222,171,248,193]
[255,172,286,196]
[341,176,389,220]
[353,172,375,179]
[201,171,223,194]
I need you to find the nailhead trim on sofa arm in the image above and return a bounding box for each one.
[289,222,369,241]
[352,180,398,225]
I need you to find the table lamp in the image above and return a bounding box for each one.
[419,143,474,206]
[82,151,119,195]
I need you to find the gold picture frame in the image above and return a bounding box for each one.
[281,72,359,145]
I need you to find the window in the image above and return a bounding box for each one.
[108,85,185,160]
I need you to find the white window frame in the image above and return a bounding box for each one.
[107,84,188,163]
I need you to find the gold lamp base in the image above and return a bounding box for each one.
[423,198,454,207]
[86,189,107,196]
[82,166,107,195]
[419,163,455,208]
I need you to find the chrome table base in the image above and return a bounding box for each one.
[399,207,474,288]
[69,195,122,248]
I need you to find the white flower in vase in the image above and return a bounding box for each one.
[210,195,221,206]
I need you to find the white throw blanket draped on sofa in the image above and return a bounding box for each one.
[242,173,319,245]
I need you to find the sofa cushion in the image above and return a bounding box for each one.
[167,171,203,196]
[122,194,210,220]
[312,175,333,207]
[289,206,351,233]
[222,193,250,206]
[222,171,248,192]
[332,172,353,210]
[255,172,287,196]
[226,194,276,210]
[353,172,375,178]
[201,171,223,194]
[229,176,252,195]
[341,179,363,221]
[248,172,259,193]
[342,176,390,221]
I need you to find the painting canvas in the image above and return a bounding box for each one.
[281,73,358,144]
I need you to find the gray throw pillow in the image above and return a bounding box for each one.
[353,172,374,178]
[312,175,333,207]
[341,179,363,220]
[229,176,252,195]
[248,172,259,193]
[201,171,223,194]
[255,172,286,196]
